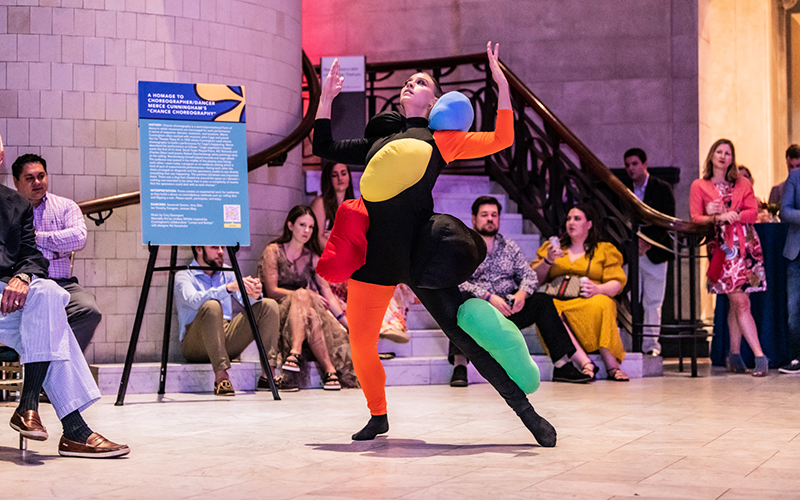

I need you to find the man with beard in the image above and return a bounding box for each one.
[448,196,591,386]
[175,246,292,395]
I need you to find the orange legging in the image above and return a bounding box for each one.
[346,279,396,415]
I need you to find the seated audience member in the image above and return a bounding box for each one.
[769,144,800,206]
[0,139,128,457]
[310,161,411,345]
[449,196,591,386]
[259,205,357,390]
[780,166,800,374]
[175,245,290,395]
[622,148,675,356]
[531,203,630,381]
[12,153,101,352]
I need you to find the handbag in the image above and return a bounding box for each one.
[538,256,593,300]
[706,246,726,283]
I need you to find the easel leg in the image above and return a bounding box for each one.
[227,246,280,400]
[115,245,160,406]
[158,246,178,395]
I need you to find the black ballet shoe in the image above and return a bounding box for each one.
[351,414,389,441]
[519,407,557,447]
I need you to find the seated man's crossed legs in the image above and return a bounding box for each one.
[181,298,286,395]
[0,278,129,458]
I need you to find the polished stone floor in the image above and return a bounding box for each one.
[2,360,800,500]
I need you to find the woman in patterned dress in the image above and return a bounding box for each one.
[690,139,768,376]
[259,205,358,389]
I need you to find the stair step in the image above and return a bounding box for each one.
[89,352,661,395]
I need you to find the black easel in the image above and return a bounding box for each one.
[115,244,280,405]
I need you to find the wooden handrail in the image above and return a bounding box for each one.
[77,51,321,215]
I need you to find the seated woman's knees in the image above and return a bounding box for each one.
[294,288,312,304]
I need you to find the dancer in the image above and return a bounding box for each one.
[313,42,557,446]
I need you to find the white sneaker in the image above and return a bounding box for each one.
[778,359,800,374]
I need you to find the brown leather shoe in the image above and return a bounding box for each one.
[58,433,130,458]
[9,410,48,441]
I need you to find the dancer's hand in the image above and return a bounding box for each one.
[487,41,511,110]
[316,58,344,120]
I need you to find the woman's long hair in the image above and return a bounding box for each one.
[272,205,324,256]
[558,202,603,260]
[702,138,738,183]
[320,161,354,229]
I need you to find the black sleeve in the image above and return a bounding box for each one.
[9,203,49,280]
[312,119,374,166]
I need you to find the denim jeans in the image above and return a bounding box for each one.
[787,257,800,361]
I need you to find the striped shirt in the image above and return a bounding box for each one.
[32,193,87,279]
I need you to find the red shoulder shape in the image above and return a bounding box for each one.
[316,197,370,283]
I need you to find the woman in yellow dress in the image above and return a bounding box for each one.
[531,203,629,381]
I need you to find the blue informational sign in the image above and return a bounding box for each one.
[138,81,249,246]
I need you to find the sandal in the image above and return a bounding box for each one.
[581,362,599,381]
[726,353,747,374]
[752,356,769,377]
[322,372,341,391]
[282,352,303,373]
[607,368,629,382]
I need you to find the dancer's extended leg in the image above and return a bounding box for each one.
[411,284,557,447]
[346,279,395,440]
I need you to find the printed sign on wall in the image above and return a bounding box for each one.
[138,81,249,246]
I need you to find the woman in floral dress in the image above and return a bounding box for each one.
[690,139,768,376]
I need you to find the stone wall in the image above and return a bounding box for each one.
[0,0,305,364]
[303,0,699,219]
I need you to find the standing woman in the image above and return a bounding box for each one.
[312,42,557,446]
[690,139,768,376]
[259,205,358,389]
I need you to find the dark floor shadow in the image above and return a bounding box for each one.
[0,446,58,466]
[307,438,539,458]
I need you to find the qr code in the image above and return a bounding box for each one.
[223,205,241,223]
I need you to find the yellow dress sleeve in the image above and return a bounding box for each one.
[597,242,627,289]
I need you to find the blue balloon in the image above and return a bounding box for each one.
[428,91,474,132]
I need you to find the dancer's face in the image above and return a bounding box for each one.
[400,73,438,113]
[473,204,500,237]
[199,246,224,269]
[288,214,315,246]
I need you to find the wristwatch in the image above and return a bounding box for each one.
[13,273,31,285]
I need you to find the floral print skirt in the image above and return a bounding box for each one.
[707,223,767,294]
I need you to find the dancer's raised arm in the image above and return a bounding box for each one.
[316,58,344,120]
[487,42,511,111]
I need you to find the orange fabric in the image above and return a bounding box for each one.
[346,279,396,415]
[316,198,369,283]
[433,109,514,164]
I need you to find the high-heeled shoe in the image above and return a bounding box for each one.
[726,353,747,374]
[752,356,768,377]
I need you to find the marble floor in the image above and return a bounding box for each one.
[2,360,800,500]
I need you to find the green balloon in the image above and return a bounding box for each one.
[456,298,540,394]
